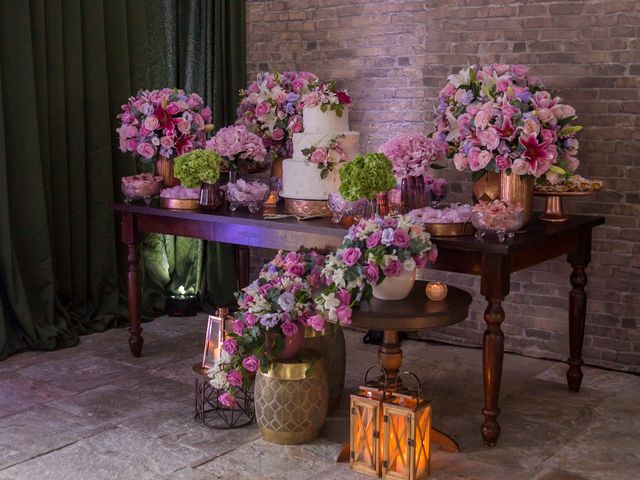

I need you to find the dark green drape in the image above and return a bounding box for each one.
[0,0,246,360]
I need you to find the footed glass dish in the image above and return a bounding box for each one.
[327,192,367,223]
[226,179,270,214]
[471,210,523,242]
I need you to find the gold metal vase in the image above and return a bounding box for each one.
[255,350,328,445]
[302,326,346,413]
[499,172,534,225]
[155,156,180,187]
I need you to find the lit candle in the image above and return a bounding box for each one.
[425,281,448,301]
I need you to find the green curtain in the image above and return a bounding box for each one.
[0,0,245,360]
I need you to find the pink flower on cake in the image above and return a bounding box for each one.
[271,128,285,141]
[303,91,321,107]
[309,148,328,165]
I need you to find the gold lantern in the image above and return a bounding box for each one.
[350,367,388,477]
[382,373,431,480]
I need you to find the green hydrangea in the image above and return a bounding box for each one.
[173,149,222,188]
[339,153,396,200]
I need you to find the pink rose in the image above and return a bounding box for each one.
[366,231,382,248]
[511,159,530,175]
[271,128,285,141]
[337,289,351,306]
[290,117,303,133]
[165,102,181,115]
[383,259,403,277]
[335,305,352,325]
[121,124,138,138]
[342,247,362,267]
[222,338,237,355]
[495,154,511,171]
[551,104,575,120]
[363,262,380,283]
[218,393,237,408]
[309,148,328,165]
[248,82,260,94]
[292,79,304,92]
[474,102,494,129]
[510,64,529,77]
[242,355,259,372]
[177,120,191,134]
[468,148,489,172]
[160,135,175,148]
[453,153,469,171]
[232,319,246,336]
[287,263,305,276]
[275,91,287,105]
[227,370,243,387]
[284,252,302,263]
[201,107,212,123]
[255,101,270,116]
[303,91,321,107]
[126,139,138,152]
[414,254,428,269]
[244,313,258,326]
[566,156,580,172]
[536,108,556,126]
[281,322,299,337]
[393,229,410,248]
[307,315,326,331]
[427,247,438,263]
[266,76,276,89]
[522,118,541,137]
[477,128,500,151]
[136,142,156,159]
[143,116,160,131]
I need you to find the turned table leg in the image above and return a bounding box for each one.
[482,298,505,446]
[378,330,403,387]
[121,212,143,357]
[480,254,510,447]
[567,232,591,392]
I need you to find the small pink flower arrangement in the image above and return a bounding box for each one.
[434,64,582,183]
[299,80,352,118]
[205,125,267,171]
[236,71,318,160]
[317,215,436,324]
[301,134,346,179]
[210,249,326,407]
[117,88,213,161]
[379,133,447,179]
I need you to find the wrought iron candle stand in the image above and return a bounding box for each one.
[192,364,255,429]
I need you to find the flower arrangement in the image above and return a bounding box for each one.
[339,153,397,201]
[302,134,346,179]
[379,133,447,179]
[299,80,352,118]
[173,149,222,188]
[210,249,326,407]
[316,215,436,324]
[434,64,582,182]
[236,71,318,160]
[205,125,267,171]
[117,88,213,161]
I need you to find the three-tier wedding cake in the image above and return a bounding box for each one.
[281,106,360,212]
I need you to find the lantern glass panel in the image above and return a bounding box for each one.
[350,394,382,476]
[414,406,431,478]
[387,413,409,475]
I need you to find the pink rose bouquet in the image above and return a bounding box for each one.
[434,64,582,183]
[317,215,436,324]
[379,133,447,179]
[117,88,213,162]
[301,134,346,179]
[212,249,326,406]
[236,71,318,160]
[205,125,267,171]
[299,80,352,118]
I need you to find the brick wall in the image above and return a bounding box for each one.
[245,0,640,372]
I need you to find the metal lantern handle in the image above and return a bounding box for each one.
[363,364,389,392]
[393,371,423,397]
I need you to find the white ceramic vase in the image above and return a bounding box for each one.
[372,269,416,301]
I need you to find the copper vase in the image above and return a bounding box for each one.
[500,172,534,225]
[472,171,500,203]
[155,156,180,187]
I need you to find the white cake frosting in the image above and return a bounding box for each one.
[281,107,359,201]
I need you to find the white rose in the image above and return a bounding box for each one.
[403,258,416,272]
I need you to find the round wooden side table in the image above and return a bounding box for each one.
[337,281,472,458]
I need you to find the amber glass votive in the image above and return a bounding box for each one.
[425,281,448,301]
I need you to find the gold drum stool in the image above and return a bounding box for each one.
[255,349,329,445]
[303,326,346,413]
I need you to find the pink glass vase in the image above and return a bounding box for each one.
[401,175,430,212]
[267,324,305,361]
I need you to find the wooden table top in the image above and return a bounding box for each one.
[350,282,472,331]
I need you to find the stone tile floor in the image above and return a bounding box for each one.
[0,314,638,480]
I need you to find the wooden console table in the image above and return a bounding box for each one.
[113,202,604,446]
